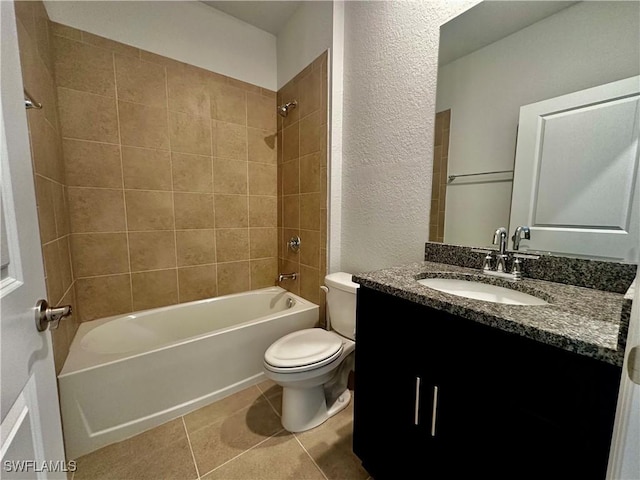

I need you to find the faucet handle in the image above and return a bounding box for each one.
[511,226,531,250]
[472,249,494,271]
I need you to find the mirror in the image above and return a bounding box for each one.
[432,1,640,261]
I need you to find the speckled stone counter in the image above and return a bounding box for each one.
[353,261,632,367]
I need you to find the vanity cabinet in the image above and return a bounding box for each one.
[353,287,622,479]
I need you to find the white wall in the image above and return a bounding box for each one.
[339,0,476,274]
[437,1,640,247]
[44,1,277,90]
[276,1,333,89]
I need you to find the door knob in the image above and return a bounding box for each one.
[628,345,640,385]
[35,299,72,332]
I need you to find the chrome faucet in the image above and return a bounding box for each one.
[278,272,297,282]
[492,227,508,272]
[512,225,531,250]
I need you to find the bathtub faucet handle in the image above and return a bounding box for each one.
[278,272,298,282]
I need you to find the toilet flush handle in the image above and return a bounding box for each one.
[320,286,330,331]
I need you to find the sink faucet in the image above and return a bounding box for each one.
[492,227,508,272]
[512,226,531,251]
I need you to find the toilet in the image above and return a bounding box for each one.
[263,272,359,432]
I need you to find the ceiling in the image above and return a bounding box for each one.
[202,1,302,35]
[439,1,578,65]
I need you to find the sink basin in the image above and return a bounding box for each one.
[417,278,548,306]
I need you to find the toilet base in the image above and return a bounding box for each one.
[281,387,351,433]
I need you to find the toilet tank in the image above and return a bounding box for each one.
[324,272,359,341]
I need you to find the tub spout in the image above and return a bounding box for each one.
[278,272,297,282]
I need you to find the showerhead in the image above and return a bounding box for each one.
[277,100,298,117]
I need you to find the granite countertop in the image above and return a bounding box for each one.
[353,261,632,367]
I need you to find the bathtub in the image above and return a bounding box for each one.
[58,287,318,459]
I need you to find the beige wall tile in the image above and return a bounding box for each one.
[250,228,277,259]
[248,163,276,196]
[118,101,170,149]
[50,22,82,40]
[299,110,321,156]
[174,193,214,229]
[172,153,213,192]
[281,159,299,195]
[34,176,58,244]
[213,158,247,194]
[63,139,122,188]
[214,195,248,228]
[283,195,299,229]
[168,65,210,118]
[215,229,249,262]
[67,187,126,233]
[58,88,118,143]
[76,274,132,321]
[298,68,321,118]
[115,55,167,108]
[58,238,73,296]
[14,1,36,39]
[139,49,183,68]
[247,92,275,131]
[300,193,320,231]
[226,77,261,93]
[216,261,250,296]
[169,111,211,156]
[178,265,217,302]
[42,241,63,305]
[300,264,320,304]
[129,231,177,271]
[132,269,178,311]
[213,121,247,160]
[282,123,299,162]
[210,82,246,125]
[279,81,299,128]
[248,196,277,227]
[29,113,61,181]
[176,229,216,266]
[53,36,115,97]
[248,128,276,164]
[121,146,172,190]
[71,233,129,277]
[125,190,174,231]
[299,152,320,193]
[300,229,320,269]
[81,31,139,58]
[250,258,277,290]
[282,228,301,264]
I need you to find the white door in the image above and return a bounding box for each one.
[1,2,67,478]
[509,76,640,262]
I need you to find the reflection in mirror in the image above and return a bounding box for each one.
[431,1,640,261]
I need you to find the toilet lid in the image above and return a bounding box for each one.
[264,329,343,369]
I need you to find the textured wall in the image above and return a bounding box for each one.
[340,0,476,274]
[51,23,278,322]
[14,0,80,374]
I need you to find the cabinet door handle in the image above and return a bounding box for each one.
[431,385,439,437]
[414,377,421,425]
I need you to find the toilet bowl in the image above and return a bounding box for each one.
[263,272,359,432]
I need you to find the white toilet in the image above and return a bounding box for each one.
[263,272,359,432]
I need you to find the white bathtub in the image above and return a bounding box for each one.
[58,287,318,459]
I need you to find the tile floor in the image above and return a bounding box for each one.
[71,381,371,480]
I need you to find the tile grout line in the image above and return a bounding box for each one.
[245,90,252,290]
[181,416,201,480]
[111,50,134,313]
[292,433,330,480]
[199,428,287,479]
[255,383,281,418]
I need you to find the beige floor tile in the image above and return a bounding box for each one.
[201,433,325,480]
[256,380,283,416]
[295,395,369,480]
[188,397,283,476]
[73,419,197,480]
[183,386,263,432]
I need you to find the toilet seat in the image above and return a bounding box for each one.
[264,329,344,373]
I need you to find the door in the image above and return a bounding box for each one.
[509,76,640,262]
[0,2,66,478]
